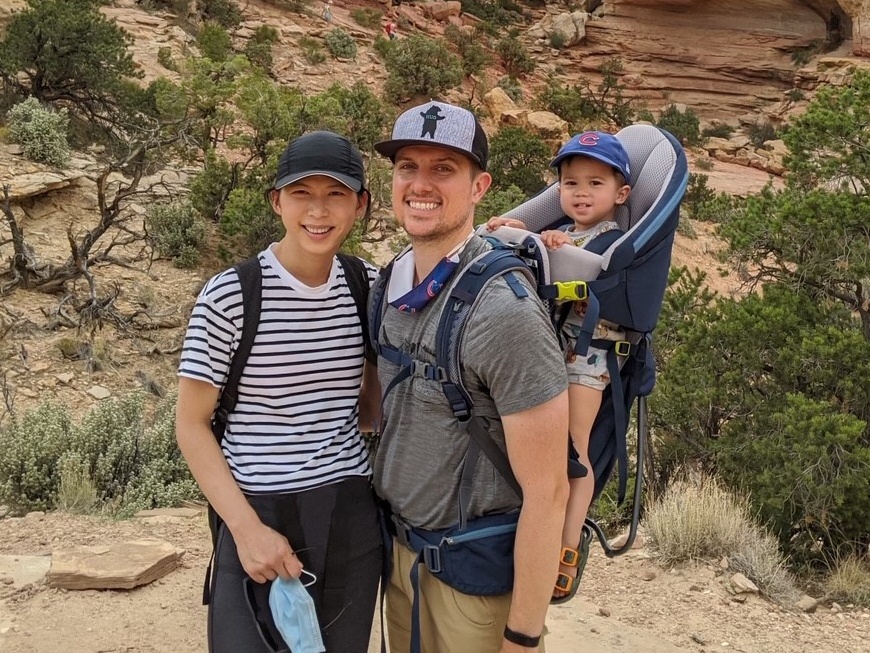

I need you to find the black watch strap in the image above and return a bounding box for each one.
[503,625,541,648]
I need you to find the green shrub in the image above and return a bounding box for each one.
[496,76,523,103]
[787,88,805,102]
[146,201,208,268]
[350,7,381,29]
[748,120,777,147]
[474,184,527,225]
[496,36,535,77]
[299,36,327,65]
[656,104,701,146]
[197,21,233,62]
[244,25,279,70]
[549,31,567,50]
[189,151,235,220]
[0,403,74,512]
[459,0,520,27]
[0,394,200,516]
[325,28,357,60]
[444,24,491,77]
[219,185,282,258]
[6,97,70,167]
[157,46,178,71]
[382,35,463,102]
[488,126,550,196]
[701,123,734,139]
[372,35,395,60]
[199,0,243,28]
[683,173,716,221]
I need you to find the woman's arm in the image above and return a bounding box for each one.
[176,377,303,583]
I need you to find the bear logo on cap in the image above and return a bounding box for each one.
[420,105,445,139]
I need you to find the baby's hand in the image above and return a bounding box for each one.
[540,230,572,250]
[485,216,527,231]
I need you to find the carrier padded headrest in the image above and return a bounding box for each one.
[500,124,679,236]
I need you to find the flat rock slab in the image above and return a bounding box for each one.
[0,554,51,588]
[48,538,183,590]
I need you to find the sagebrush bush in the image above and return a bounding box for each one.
[325,28,357,60]
[146,201,207,268]
[0,393,199,516]
[0,403,74,512]
[6,97,70,167]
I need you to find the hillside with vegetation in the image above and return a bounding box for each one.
[0,1,868,649]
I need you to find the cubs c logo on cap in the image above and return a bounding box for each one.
[578,133,600,146]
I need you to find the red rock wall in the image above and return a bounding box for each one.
[561,0,831,119]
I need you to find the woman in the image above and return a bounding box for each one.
[176,131,382,652]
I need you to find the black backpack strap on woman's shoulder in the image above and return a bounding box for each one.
[337,253,376,364]
[203,255,262,606]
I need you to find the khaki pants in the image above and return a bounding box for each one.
[385,539,546,653]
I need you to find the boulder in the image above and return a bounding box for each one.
[526,111,570,141]
[424,1,462,21]
[483,87,519,121]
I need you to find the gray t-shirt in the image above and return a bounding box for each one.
[373,237,568,530]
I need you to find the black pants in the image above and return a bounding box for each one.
[208,477,383,653]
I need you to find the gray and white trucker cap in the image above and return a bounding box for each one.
[375,101,489,171]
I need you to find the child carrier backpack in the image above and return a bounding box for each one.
[370,123,688,616]
[201,253,374,605]
[486,123,689,556]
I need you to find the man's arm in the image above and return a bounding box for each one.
[501,390,570,652]
[175,376,303,583]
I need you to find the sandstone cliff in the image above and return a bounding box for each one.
[530,0,869,121]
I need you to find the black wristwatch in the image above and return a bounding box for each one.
[503,625,541,648]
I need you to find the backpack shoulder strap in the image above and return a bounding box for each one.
[337,253,376,364]
[435,248,535,516]
[211,256,262,444]
[368,258,393,360]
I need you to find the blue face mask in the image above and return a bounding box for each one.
[269,570,325,653]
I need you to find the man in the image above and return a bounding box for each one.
[371,101,570,652]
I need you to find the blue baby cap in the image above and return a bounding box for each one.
[269,575,325,653]
[550,131,631,181]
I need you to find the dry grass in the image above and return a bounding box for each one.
[56,457,98,514]
[729,528,800,604]
[826,555,870,607]
[645,475,747,564]
[645,474,799,603]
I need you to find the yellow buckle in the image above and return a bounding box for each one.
[559,546,580,567]
[555,572,574,592]
[614,341,631,356]
[554,281,588,302]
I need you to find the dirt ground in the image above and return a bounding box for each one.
[0,509,868,653]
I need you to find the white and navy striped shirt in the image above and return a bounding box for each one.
[178,246,378,494]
